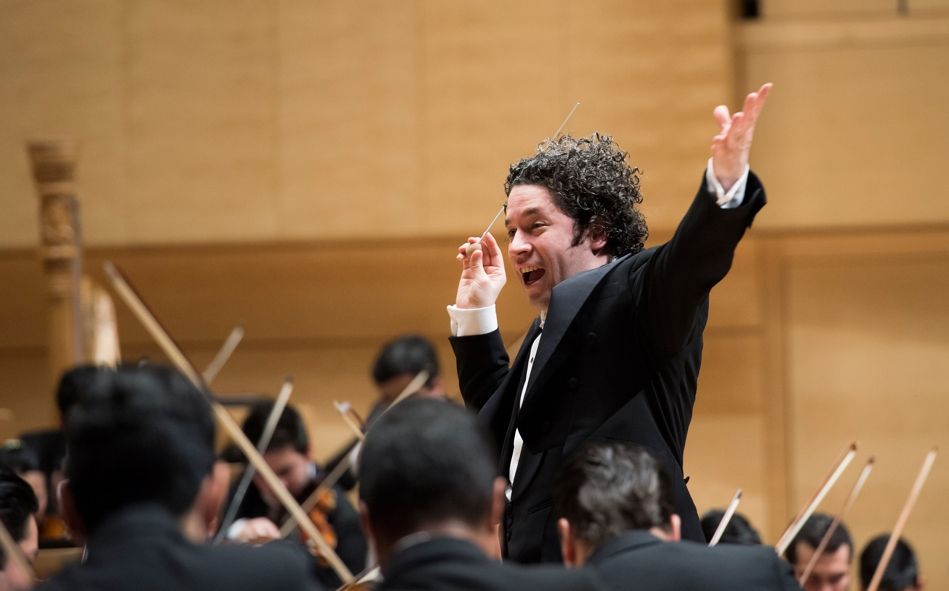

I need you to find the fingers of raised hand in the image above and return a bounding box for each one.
[744,83,772,126]
[713,105,731,130]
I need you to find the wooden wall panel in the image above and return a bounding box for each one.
[275,0,420,240]
[417,0,561,230]
[762,0,906,19]
[740,17,949,229]
[562,0,732,228]
[783,232,949,590]
[0,0,126,245]
[686,414,770,536]
[0,0,736,249]
[762,0,949,19]
[125,0,277,243]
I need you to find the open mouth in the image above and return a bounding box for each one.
[521,267,546,286]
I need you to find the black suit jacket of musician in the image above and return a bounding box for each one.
[450,172,766,563]
[378,536,606,591]
[38,504,328,591]
[587,531,801,591]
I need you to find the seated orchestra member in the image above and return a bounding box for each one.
[40,364,328,591]
[787,513,853,591]
[369,334,446,413]
[860,534,923,591]
[358,397,606,591]
[554,442,800,591]
[700,508,763,545]
[325,333,447,491]
[225,401,367,587]
[0,467,39,590]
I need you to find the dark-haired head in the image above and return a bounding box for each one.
[62,364,215,534]
[860,534,921,591]
[358,398,500,566]
[788,512,853,591]
[241,402,314,499]
[0,467,39,570]
[554,442,676,565]
[371,334,443,403]
[55,364,114,423]
[505,134,648,259]
[241,401,309,455]
[700,509,762,545]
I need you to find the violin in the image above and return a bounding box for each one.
[299,486,339,565]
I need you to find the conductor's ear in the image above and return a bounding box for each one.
[558,517,589,568]
[668,514,682,542]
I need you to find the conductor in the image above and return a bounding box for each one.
[448,84,772,563]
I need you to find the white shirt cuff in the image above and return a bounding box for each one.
[447,304,498,337]
[226,518,248,541]
[706,158,750,209]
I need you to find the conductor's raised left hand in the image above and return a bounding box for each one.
[711,82,772,192]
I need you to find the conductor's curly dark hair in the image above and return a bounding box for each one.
[504,134,648,258]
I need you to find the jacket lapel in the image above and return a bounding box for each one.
[523,254,630,405]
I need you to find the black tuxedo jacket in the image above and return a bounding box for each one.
[38,504,327,591]
[587,531,801,591]
[378,536,605,591]
[451,173,766,563]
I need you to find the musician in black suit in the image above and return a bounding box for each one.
[555,442,801,590]
[359,397,606,591]
[449,84,772,562]
[225,401,367,587]
[40,364,327,591]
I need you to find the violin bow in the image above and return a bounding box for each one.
[707,488,742,547]
[202,325,244,386]
[798,457,875,586]
[475,101,581,242]
[337,565,381,591]
[866,448,937,591]
[775,441,857,556]
[103,261,354,584]
[213,377,294,544]
[334,402,365,441]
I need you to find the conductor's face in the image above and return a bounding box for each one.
[505,184,608,313]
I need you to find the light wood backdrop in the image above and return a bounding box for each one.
[2,2,948,588]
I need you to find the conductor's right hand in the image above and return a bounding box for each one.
[455,232,506,309]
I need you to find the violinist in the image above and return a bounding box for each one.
[324,333,447,492]
[225,401,367,587]
[554,442,801,591]
[358,397,606,591]
[40,364,328,591]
